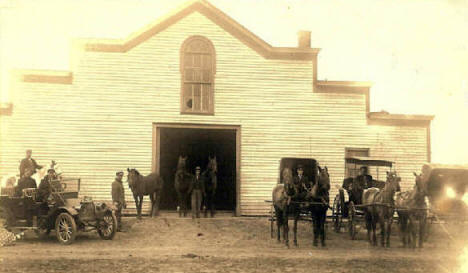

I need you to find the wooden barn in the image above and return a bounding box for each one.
[0,0,433,216]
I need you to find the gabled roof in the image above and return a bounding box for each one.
[84,0,320,60]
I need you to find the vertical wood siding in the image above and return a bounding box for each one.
[0,12,428,215]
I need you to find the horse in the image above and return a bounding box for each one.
[362,171,401,247]
[202,156,217,217]
[174,156,193,217]
[395,172,428,248]
[308,166,331,247]
[127,168,164,219]
[272,167,296,247]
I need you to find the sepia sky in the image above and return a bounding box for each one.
[0,0,467,164]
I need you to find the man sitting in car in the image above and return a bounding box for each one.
[38,168,61,202]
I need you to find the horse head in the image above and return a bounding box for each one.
[207,156,217,174]
[177,155,188,171]
[317,166,331,191]
[386,171,401,193]
[127,168,141,190]
[413,172,428,200]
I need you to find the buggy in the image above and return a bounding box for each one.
[332,156,394,239]
[0,178,117,245]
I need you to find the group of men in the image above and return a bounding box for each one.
[13,150,62,225]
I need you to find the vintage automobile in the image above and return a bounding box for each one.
[0,178,117,245]
[332,156,395,238]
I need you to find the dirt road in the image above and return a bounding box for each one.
[0,214,466,273]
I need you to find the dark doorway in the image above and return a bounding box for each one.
[158,127,237,211]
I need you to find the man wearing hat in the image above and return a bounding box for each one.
[38,168,58,202]
[19,149,43,178]
[189,166,205,219]
[292,164,310,201]
[112,171,126,231]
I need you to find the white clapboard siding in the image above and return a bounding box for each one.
[0,12,428,216]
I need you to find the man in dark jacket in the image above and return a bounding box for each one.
[291,164,310,201]
[15,168,37,197]
[190,166,205,219]
[19,149,43,178]
[14,168,37,226]
[112,171,126,231]
[38,169,58,202]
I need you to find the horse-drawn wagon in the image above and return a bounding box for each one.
[0,178,117,245]
[267,157,330,247]
[332,156,395,240]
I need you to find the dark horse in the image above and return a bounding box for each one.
[308,166,331,247]
[202,156,217,217]
[396,172,428,248]
[362,171,401,247]
[174,156,193,217]
[127,168,164,219]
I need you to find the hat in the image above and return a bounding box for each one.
[47,168,55,173]
[195,166,201,171]
[116,171,124,176]
[297,164,304,170]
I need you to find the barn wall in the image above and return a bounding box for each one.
[0,12,428,215]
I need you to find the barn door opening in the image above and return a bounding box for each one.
[153,124,239,214]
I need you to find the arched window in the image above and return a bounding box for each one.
[180,36,216,114]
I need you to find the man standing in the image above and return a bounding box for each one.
[112,171,126,231]
[19,149,43,178]
[190,166,205,219]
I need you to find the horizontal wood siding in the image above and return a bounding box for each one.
[0,12,428,215]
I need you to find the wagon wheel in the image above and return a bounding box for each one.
[55,212,77,245]
[332,195,342,233]
[97,211,117,240]
[348,201,357,240]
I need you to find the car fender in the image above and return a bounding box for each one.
[57,206,79,216]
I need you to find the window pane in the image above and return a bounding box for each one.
[183,84,193,111]
[184,54,193,67]
[202,84,211,112]
[202,69,211,83]
[185,69,193,82]
[203,55,211,69]
[193,70,201,82]
[193,54,201,68]
[193,84,201,111]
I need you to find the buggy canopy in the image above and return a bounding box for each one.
[278,158,318,184]
[420,163,468,197]
[345,157,393,167]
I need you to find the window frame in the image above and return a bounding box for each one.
[179,36,216,115]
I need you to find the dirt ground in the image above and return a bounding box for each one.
[0,213,467,273]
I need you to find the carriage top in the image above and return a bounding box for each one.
[278,158,318,184]
[345,157,393,167]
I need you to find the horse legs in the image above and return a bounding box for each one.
[293,211,298,247]
[283,208,289,248]
[399,214,408,247]
[153,190,161,217]
[386,218,392,248]
[149,193,155,218]
[313,212,319,247]
[372,214,377,246]
[138,195,144,219]
[320,210,327,247]
[365,211,373,245]
[133,194,141,220]
[176,191,182,217]
[418,215,426,248]
[275,208,282,243]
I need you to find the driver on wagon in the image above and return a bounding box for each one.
[291,164,310,201]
